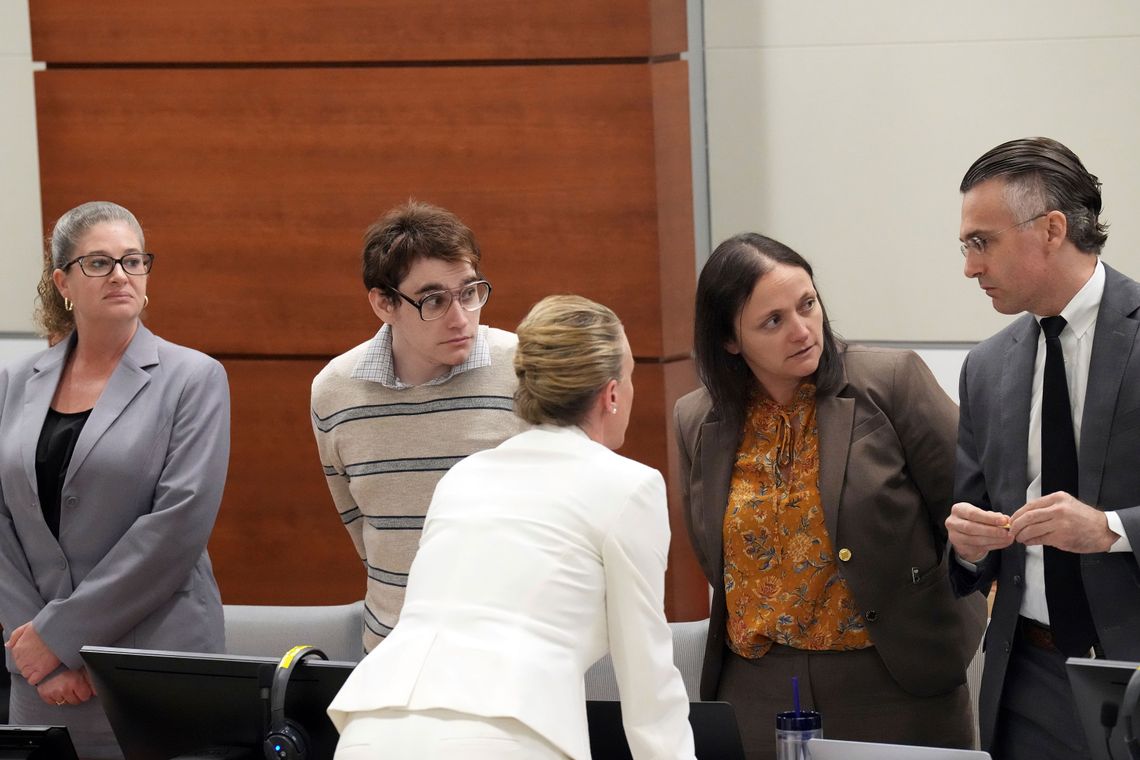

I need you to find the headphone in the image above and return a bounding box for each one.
[1123,665,1140,760]
[263,645,327,760]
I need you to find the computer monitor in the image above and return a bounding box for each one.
[1066,657,1140,760]
[80,646,354,760]
[0,725,79,760]
[586,699,746,760]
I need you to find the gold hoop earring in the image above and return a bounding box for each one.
[64,298,73,312]
[143,295,149,308]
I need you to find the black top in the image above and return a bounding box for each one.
[35,408,92,539]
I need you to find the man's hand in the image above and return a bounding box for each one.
[1010,491,1118,553]
[36,668,94,706]
[4,622,61,686]
[946,502,1014,563]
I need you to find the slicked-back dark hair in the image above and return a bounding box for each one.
[960,137,1108,254]
[694,232,844,426]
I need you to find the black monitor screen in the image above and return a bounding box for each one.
[1066,657,1140,760]
[80,646,354,760]
[0,725,79,760]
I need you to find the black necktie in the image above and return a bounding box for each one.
[1039,315,1097,656]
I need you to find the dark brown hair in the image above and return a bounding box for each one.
[693,233,844,425]
[361,201,481,298]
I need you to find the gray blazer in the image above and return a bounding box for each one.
[675,346,986,701]
[0,324,229,672]
[949,263,1140,750]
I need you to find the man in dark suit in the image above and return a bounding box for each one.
[947,137,1140,759]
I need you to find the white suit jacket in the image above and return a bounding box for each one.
[328,424,695,760]
[0,324,229,672]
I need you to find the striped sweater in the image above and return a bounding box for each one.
[311,326,527,651]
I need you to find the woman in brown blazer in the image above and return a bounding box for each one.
[674,233,986,759]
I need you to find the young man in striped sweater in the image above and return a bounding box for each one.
[311,201,528,651]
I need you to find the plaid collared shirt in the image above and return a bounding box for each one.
[351,324,492,389]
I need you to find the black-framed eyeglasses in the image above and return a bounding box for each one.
[959,213,1049,257]
[390,279,492,321]
[62,253,155,277]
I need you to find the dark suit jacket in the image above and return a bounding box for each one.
[675,346,986,701]
[0,324,230,673]
[949,263,1140,750]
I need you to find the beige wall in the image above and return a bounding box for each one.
[0,0,41,335]
[705,1,1140,341]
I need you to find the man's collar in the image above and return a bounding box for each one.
[351,324,491,389]
[1035,258,1104,340]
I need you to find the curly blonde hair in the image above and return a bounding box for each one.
[513,295,625,427]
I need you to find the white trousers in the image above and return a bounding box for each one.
[334,707,569,760]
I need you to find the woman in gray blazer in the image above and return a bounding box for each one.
[0,202,229,759]
[674,234,986,759]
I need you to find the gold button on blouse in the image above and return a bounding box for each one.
[838,548,852,562]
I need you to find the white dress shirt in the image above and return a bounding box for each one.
[1021,259,1131,625]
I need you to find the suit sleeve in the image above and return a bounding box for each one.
[602,471,696,760]
[310,398,367,564]
[949,350,999,596]
[0,371,50,642]
[34,358,230,668]
[889,351,959,550]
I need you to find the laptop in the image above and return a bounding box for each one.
[805,738,991,759]
[586,700,746,760]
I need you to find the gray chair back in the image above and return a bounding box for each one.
[223,601,365,663]
[585,618,709,701]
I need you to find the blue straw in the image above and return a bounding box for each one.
[792,675,801,716]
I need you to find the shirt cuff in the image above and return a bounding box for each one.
[955,553,980,572]
[1105,511,1133,553]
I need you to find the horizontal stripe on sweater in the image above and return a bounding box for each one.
[313,395,515,433]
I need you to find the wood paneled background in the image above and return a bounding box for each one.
[31,0,705,619]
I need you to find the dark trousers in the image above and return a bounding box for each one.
[991,634,1093,760]
[717,645,974,760]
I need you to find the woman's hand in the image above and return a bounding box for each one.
[4,621,62,685]
[36,668,94,706]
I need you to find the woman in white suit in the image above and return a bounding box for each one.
[0,202,229,759]
[330,295,696,760]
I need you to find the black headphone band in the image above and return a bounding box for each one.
[269,645,328,733]
[1123,665,1140,759]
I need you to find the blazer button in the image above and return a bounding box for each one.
[65,496,78,507]
[1013,575,1022,585]
[838,548,852,562]
[865,610,878,622]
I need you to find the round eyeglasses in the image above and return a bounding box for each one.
[390,280,492,321]
[62,253,155,277]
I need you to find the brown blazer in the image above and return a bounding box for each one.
[674,346,986,700]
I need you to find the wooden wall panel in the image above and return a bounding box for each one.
[617,357,704,621]
[35,62,693,359]
[212,358,363,605]
[30,1,687,63]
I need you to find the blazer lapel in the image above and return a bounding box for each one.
[19,337,72,497]
[1080,265,1140,506]
[816,392,854,542]
[65,325,160,481]
[1000,317,1038,514]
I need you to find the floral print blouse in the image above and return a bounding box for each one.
[722,382,870,659]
